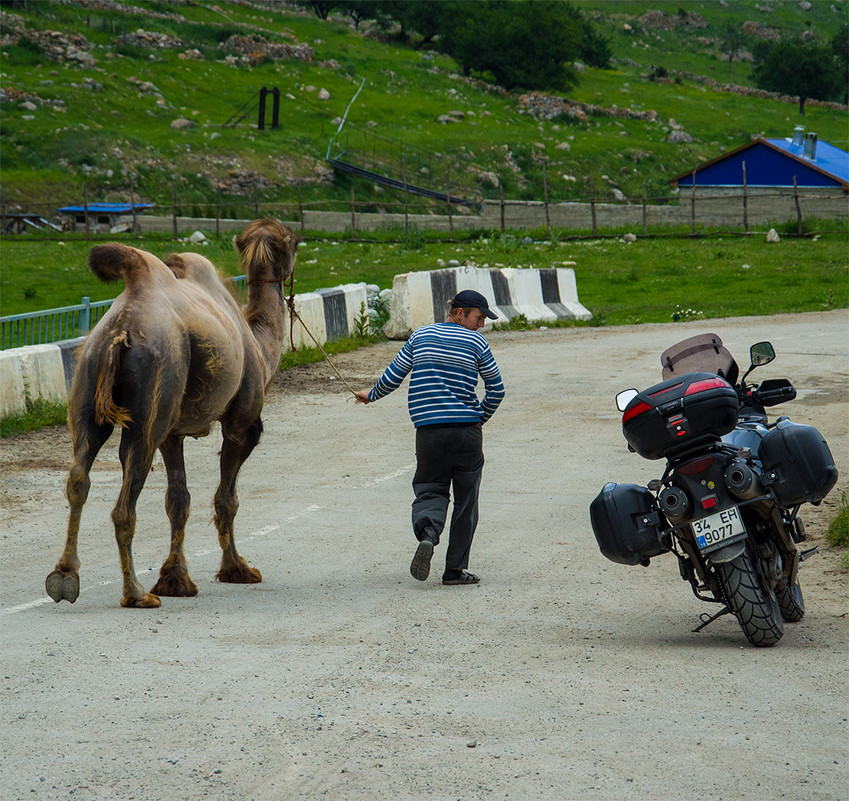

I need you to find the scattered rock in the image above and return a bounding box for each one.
[667,129,694,144]
[189,230,207,244]
[170,118,194,130]
[317,88,330,100]
[766,228,780,243]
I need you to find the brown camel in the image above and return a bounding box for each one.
[45,218,297,608]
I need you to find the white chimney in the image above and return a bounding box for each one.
[804,132,818,160]
[792,126,805,146]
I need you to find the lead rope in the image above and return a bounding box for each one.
[282,270,361,401]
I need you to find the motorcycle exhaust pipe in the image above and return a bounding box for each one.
[659,486,691,523]
[724,460,762,500]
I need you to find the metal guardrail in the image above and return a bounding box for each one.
[0,275,249,350]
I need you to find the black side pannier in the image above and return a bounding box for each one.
[590,482,668,566]
[760,420,838,506]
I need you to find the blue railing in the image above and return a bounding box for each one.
[0,275,248,350]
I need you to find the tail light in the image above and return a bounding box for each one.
[622,401,652,424]
[685,376,731,395]
[677,456,715,475]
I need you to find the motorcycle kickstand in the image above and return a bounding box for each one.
[692,606,733,633]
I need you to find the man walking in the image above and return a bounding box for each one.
[355,290,505,585]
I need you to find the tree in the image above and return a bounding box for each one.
[831,22,848,104]
[719,22,744,76]
[440,1,582,92]
[752,38,844,115]
[295,1,337,21]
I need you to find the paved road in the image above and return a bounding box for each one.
[1,312,847,801]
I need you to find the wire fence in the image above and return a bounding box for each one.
[2,176,845,244]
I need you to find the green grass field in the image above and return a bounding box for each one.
[2,226,846,326]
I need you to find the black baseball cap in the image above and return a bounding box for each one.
[450,289,498,319]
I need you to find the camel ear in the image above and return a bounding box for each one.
[88,243,146,283]
[233,233,245,254]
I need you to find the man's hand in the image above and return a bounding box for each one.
[354,390,371,404]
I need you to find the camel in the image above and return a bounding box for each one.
[45,218,297,608]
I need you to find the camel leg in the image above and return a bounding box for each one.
[150,434,198,597]
[214,418,263,584]
[46,420,113,603]
[113,430,161,608]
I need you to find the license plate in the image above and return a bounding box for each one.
[692,506,746,551]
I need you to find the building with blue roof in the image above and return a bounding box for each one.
[57,202,154,232]
[671,128,848,224]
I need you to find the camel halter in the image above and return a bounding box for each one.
[249,262,360,399]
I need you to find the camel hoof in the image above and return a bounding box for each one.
[46,571,80,604]
[216,565,262,584]
[150,575,199,597]
[120,592,161,609]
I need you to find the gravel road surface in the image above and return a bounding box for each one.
[2,312,847,801]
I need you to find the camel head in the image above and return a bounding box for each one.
[234,218,297,287]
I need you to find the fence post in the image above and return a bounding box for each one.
[499,185,505,234]
[690,171,696,235]
[350,185,356,241]
[80,296,91,335]
[793,175,802,234]
[446,175,454,242]
[297,184,305,236]
[542,159,551,240]
[130,174,137,233]
[172,186,178,239]
[742,161,749,235]
[590,181,597,236]
[83,182,90,239]
[642,182,647,236]
[44,180,53,238]
[216,184,221,238]
[402,156,409,238]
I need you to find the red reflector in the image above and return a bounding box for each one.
[678,456,715,475]
[685,377,731,395]
[648,381,683,398]
[701,495,718,509]
[622,400,652,423]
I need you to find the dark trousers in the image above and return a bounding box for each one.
[411,423,484,577]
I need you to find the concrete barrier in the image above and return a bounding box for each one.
[289,283,368,349]
[383,266,591,339]
[0,343,67,417]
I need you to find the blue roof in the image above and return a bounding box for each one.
[673,137,849,190]
[58,203,154,213]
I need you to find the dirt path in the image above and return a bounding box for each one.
[1,312,847,801]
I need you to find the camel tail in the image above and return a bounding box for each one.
[93,331,132,428]
[88,243,149,285]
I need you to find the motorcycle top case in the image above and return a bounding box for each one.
[589,482,668,566]
[622,372,738,460]
[759,420,838,506]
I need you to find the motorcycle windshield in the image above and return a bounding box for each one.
[661,333,739,384]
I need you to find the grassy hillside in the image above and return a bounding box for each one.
[0,0,845,216]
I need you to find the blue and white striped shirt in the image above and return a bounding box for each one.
[368,322,505,427]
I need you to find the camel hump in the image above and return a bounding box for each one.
[88,243,150,284]
[164,253,187,279]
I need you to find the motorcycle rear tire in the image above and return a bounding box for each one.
[716,548,784,647]
[776,579,805,623]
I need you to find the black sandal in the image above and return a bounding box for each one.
[442,570,480,585]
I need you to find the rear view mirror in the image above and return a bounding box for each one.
[616,388,639,412]
[750,341,775,367]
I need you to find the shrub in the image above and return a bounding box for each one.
[826,493,849,548]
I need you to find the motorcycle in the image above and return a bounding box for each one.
[590,333,838,647]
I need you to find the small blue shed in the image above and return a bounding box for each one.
[673,129,849,192]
